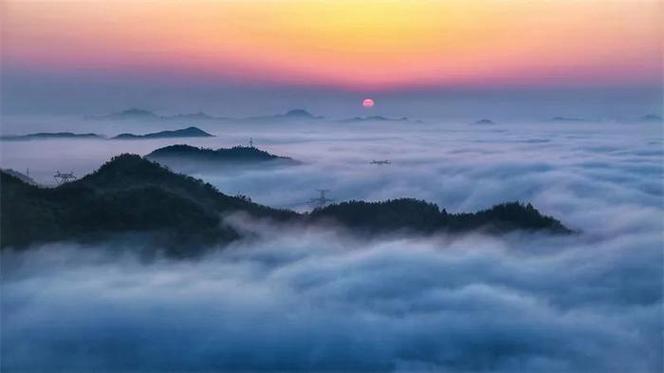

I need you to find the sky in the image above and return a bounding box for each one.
[1,0,662,117]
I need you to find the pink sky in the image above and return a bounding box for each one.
[2,1,662,90]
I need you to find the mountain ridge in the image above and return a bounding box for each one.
[145,144,296,166]
[1,154,573,253]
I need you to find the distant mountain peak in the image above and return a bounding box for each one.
[119,108,155,115]
[169,112,222,120]
[284,109,316,118]
[472,119,495,125]
[551,116,586,122]
[639,114,662,122]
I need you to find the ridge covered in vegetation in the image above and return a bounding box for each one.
[146,144,294,164]
[1,154,572,253]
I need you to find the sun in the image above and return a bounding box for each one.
[362,98,375,108]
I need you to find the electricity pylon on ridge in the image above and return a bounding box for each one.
[54,170,75,184]
[308,189,334,208]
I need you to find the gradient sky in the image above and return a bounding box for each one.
[1,0,662,117]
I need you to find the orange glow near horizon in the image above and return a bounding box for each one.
[2,0,662,90]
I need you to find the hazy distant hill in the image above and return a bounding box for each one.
[281,109,320,119]
[471,119,496,125]
[90,108,446,124]
[1,154,572,252]
[90,107,326,123]
[112,127,214,139]
[167,112,229,121]
[89,108,228,122]
[637,114,662,123]
[550,116,588,122]
[89,108,161,121]
[1,132,103,141]
[243,109,324,122]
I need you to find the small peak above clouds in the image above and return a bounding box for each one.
[550,116,588,122]
[638,114,662,123]
[283,109,318,118]
[471,119,496,125]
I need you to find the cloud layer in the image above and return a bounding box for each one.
[1,118,662,371]
[2,225,661,371]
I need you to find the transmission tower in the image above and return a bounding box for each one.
[54,170,76,184]
[308,189,334,208]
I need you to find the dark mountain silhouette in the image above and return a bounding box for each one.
[341,115,408,123]
[637,114,662,123]
[146,144,296,165]
[0,154,296,253]
[112,127,214,140]
[1,155,572,252]
[471,119,496,125]
[310,199,570,235]
[1,132,103,141]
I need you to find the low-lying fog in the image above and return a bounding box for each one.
[1,116,662,371]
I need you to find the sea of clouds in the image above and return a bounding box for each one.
[1,117,662,371]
